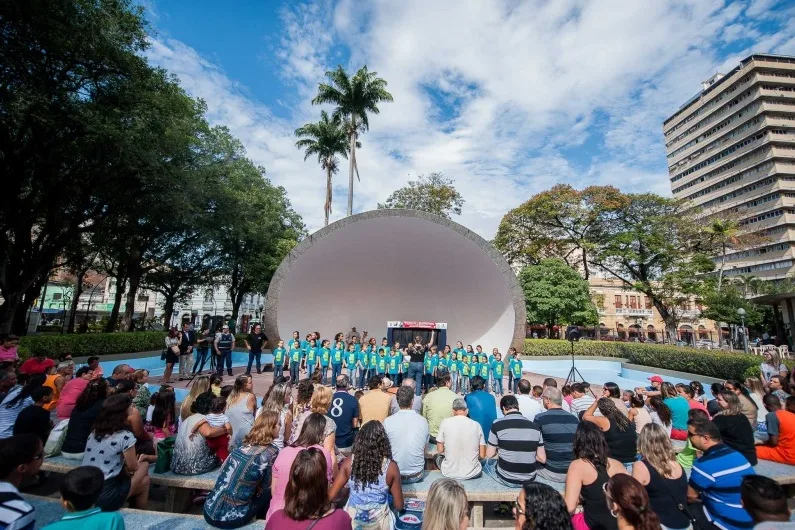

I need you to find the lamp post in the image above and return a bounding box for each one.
[737,308,749,354]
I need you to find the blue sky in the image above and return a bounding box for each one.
[144,0,795,237]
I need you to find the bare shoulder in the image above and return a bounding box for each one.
[607,458,629,476]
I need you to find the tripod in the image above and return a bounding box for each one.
[563,339,587,389]
[186,344,216,388]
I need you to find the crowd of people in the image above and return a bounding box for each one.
[2,330,795,529]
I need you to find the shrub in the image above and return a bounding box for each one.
[19,332,166,359]
[523,339,764,381]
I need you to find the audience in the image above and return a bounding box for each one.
[768,375,790,403]
[171,391,225,475]
[13,386,54,444]
[179,375,209,421]
[542,377,573,414]
[56,366,93,421]
[741,475,795,529]
[0,434,42,530]
[605,474,662,530]
[0,374,45,439]
[62,379,108,459]
[105,364,132,388]
[330,420,404,528]
[756,394,795,464]
[601,382,629,417]
[465,376,497,440]
[676,408,708,471]
[632,423,689,530]
[515,379,543,421]
[18,352,55,376]
[357,376,393,425]
[515,482,572,530]
[627,394,652,434]
[258,382,293,450]
[422,478,470,530]
[484,395,545,487]
[113,380,154,456]
[706,382,724,417]
[0,371,17,403]
[713,389,757,465]
[675,382,710,417]
[661,382,690,440]
[421,373,456,444]
[42,466,125,530]
[435,398,485,480]
[385,385,429,484]
[687,419,755,530]
[533,387,579,483]
[329,375,359,454]
[389,378,422,415]
[724,379,759,430]
[203,410,280,528]
[226,374,256,450]
[569,382,595,418]
[583,397,637,470]
[42,362,73,412]
[646,395,672,437]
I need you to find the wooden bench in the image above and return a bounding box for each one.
[24,494,263,530]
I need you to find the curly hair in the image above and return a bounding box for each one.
[596,397,631,432]
[92,393,132,440]
[573,421,609,469]
[296,379,314,406]
[75,378,108,411]
[521,482,572,530]
[350,420,392,490]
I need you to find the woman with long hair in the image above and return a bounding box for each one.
[330,420,404,529]
[180,375,210,421]
[514,482,571,530]
[163,327,180,384]
[724,379,759,429]
[744,377,768,425]
[714,389,757,465]
[150,387,177,443]
[288,379,314,444]
[602,382,629,417]
[258,382,293,449]
[646,396,672,438]
[204,410,282,528]
[292,386,336,467]
[172,391,227,475]
[564,422,627,530]
[583,398,637,469]
[605,474,662,530]
[660,382,689,440]
[760,349,786,386]
[632,423,689,530]
[82,393,154,510]
[62,378,109,458]
[265,448,352,529]
[627,395,652,435]
[266,413,334,521]
[0,373,45,438]
[226,374,256,449]
[690,380,708,406]
[422,478,470,530]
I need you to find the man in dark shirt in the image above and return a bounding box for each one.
[244,323,268,375]
[13,387,54,444]
[406,334,432,396]
[534,387,578,483]
[328,375,359,453]
[178,322,195,380]
[485,394,545,487]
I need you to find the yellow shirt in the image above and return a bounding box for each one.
[358,390,393,425]
[421,386,457,437]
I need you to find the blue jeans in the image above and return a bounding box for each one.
[483,459,524,488]
[461,376,469,394]
[307,362,315,379]
[495,377,503,394]
[512,377,519,394]
[451,372,459,393]
[400,470,425,484]
[290,361,300,382]
[193,346,211,374]
[246,351,262,373]
[319,365,328,384]
[407,362,424,395]
[332,364,342,383]
[358,367,368,388]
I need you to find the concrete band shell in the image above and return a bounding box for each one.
[263,209,526,352]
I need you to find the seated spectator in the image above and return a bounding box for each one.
[267,413,334,521]
[42,362,74,412]
[258,382,293,450]
[435,398,485,480]
[532,385,543,400]
[114,380,154,456]
[740,475,795,529]
[105,364,132,388]
[569,382,595,419]
[385,386,429,484]
[484,395,545,487]
[389,377,422,415]
[358,376,393,425]
[82,393,153,510]
[769,375,791,402]
[605,475,663,530]
[328,375,358,454]
[86,357,103,380]
[62,379,108,459]
[627,395,652,434]
[647,395,673,437]
[421,373,456,444]
[0,335,20,368]
[706,382,724,417]
[422,478,470,530]
[661,382,690,440]
[583,398,637,470]
[148,387,177,445]
[56,366,93,421]
[204,410,280,528]
[465,376,497,439]
[179,375,210,421]
[601,382,629,416]
[724,379,759,430]
[676,382,710,417]
[18,352,55,376]
[131,369,151,418]
[676,408,709,471]
[171,391,226,475]
[330,421,404,527]
[756,395,795,465]
[264,448,351,530]
[564,422,628,530]
[686,419,755,530]
[226,375,256,450]
[632,423,690,530]
[542,378,572,414]
[42,466,124,530]
[0,370,17,403]
[0,374,45,439]
[534,387,579,483]
[515,379,543,421]
[0,434,42,530]
[293,386,337,466]
[515,482,572,530]
[13,386,54,444]
[713,389,757,465]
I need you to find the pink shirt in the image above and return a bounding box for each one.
[56,377,89,420]
[0,345,17,362]
[265,509,351,530]
[265,444,332,521]
[19,357,54,375]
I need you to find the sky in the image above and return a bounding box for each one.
[142,0,795,239]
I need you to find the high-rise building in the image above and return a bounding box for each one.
[665,54,795,280]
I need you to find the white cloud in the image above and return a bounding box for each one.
[146,0,790,239]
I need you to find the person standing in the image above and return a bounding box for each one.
[435,398,485,480]
[192,326,213,375]
[215,324,235,377]
[345,327,361,344]
[328,375,359,455]
[406,340,426,396]
[484,395,545,488]
[421,373,457,444]
[178,322,195,381]
[534,387,579,483]
[465,376,497,440]
[384,386,429,484]
[244,323,268,375]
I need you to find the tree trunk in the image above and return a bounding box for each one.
[325,165,332,226]
[717,242,726,292]
[230,286,246,334]
[347,120,356,217]
[105,275,127,332]
[582,248,590,280]
[0,294,23,335]
[162,295,174,329]
[67,270,86,333]
[122,271,140,332]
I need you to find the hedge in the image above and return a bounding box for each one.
[523,339,764,382]
[19,332,166,358]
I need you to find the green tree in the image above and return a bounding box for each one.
[519,259,598,332]
[312,66,393,216]
[295,111,351,226]
[700,284,764,329]
[377,173,464,219]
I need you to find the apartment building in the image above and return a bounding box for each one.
[664,54,795,280]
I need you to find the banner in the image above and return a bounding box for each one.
[387,321,447,329]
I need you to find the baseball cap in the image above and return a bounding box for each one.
[222,324,229,329]
[648,375,664,383]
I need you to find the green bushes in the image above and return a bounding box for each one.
[19,332,166,359]
[523,339,763,381]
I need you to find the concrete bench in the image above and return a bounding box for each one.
[24,494,263,530]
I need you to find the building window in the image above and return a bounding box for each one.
[52,293,62,301]
[614,295,623,308]
[203,289,214,303]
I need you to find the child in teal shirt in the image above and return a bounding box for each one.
[509,353,522,394]
[478,354,490,381]
[272,340,286,377]
[331,341,344,384]
[345,343,358,379]
[319,340,331,384]
[43,467,124,530]
[388,350,400,383]
[376,350,388,376]
[461,356,471,393]
[289,342,303,382]
[358,345,370,389]
[491,351,505,396]
[448,352,460,393]
[305,339,318,379]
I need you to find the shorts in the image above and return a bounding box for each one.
[96,473,131,512]
[165,350,179,364]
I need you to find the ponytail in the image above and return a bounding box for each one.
[607,475,661,530]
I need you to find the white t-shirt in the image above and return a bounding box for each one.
[437,415,485,480]
[516,395,543,422]
[206,412,229,427]
[760,362,786,381]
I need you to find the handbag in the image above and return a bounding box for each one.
[161,348,167,361]
[44,419,69,457]
[154,436,176,473]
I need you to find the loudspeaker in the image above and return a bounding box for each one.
[566,325,580,342]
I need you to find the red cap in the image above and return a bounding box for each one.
[648,375,664,383]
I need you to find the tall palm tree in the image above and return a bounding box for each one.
[705,217,740,292]
[295,111,349,226]
[312,65,393,216]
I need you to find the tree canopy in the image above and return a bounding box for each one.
[377,173,464,219]
[519,259,598,329]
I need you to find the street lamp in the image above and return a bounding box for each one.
[737,308,749,354]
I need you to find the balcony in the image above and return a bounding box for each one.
[615,308,654,317]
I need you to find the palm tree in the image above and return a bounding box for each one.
[705,217,740,292]
[295,111,349,226]
[312,65,393,216]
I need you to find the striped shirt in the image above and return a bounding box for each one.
[0,482,35,530]
[533,408,579,474]
[689,443,755,530]
[0,388,33,439]
[487,411,543,484]
[570,395,595,418]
